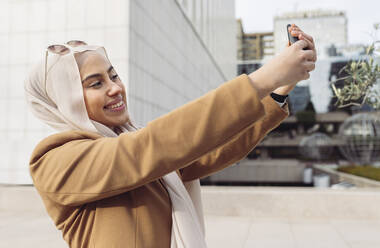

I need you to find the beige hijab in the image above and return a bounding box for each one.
[24,43,207,248]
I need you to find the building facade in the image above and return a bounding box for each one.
[236,19,273,76]
[0,0,236,184]
[237,19,274,61]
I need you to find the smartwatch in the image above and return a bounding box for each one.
[270,92,288,107]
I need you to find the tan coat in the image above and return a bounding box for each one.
[29,74,288,248]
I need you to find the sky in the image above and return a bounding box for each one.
[235,0,380,45]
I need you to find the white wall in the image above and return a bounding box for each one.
[0,0,236,184]
[128,0,231,125]
[0,0,130,184]
[177,0,237,80]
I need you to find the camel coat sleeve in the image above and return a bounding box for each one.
[29,74,266,206]
[180,95,289,181]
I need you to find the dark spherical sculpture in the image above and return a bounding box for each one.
[338,113,380,165]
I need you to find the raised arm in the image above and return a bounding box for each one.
[179,26,317,181]
[179,95,289,181]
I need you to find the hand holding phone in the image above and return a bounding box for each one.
[286,24,299,45]
[287,24,310,50]
[287,24,299,45]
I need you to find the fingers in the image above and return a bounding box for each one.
[299,48,316,74]
[288,24,298,34]
[288,24,316,51]
[299,33,314,45]
[291,31,315,50]
[289,24,301,38]
[299,34,317,62]
[302,49,317,62]
[292,41,316,74]
[291,25,314,44]
[299,34,315,50]
[288,24,317,62]
[304,61,316,72]
[290,24,302,33]
[294,39,309,50]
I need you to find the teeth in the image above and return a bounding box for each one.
[107,101,123,109]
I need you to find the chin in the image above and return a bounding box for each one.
[110,116,129,127]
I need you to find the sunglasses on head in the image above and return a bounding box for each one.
[43,40,88,99]
[46,40,88,55]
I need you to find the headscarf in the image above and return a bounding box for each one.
[24,44,136,136]
[24,42,207,248]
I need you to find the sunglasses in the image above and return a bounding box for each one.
[46,40,88,55]
[44,40,88,94]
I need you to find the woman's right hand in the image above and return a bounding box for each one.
[248,31,316,99]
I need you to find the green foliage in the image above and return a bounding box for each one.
[332,25,380,109]
[338,165,380,181]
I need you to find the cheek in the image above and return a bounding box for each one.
[83,90,104,117]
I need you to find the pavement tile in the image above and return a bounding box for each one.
[289,220,349,248]
[330,220,380,248]
[205,215,252,248]
[0,212,67,248]
[244,219,295,248]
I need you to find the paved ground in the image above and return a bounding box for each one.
[0,211,66,248]
[205,215,380,248]
[1,211,380,248]
[2,186,380,248]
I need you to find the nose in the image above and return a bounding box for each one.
[107,80,122,96]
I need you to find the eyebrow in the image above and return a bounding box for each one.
[82,66,114,84]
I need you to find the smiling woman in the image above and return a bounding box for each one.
[23,26,316,248]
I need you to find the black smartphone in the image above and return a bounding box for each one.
[287,24,299,45]
[287,24,309,50]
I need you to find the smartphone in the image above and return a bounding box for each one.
[287,24,309,50]
[287,24,299,45]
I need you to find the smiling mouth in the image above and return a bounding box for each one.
[104,100,126,112]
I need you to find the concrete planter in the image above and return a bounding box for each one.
[202,186,380,220]
[313,164,380,188]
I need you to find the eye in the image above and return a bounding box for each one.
[111,74,119,80]
[90,81,102,88]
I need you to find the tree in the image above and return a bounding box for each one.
[331,24,380,109]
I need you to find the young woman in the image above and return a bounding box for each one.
[24,25,316,248]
